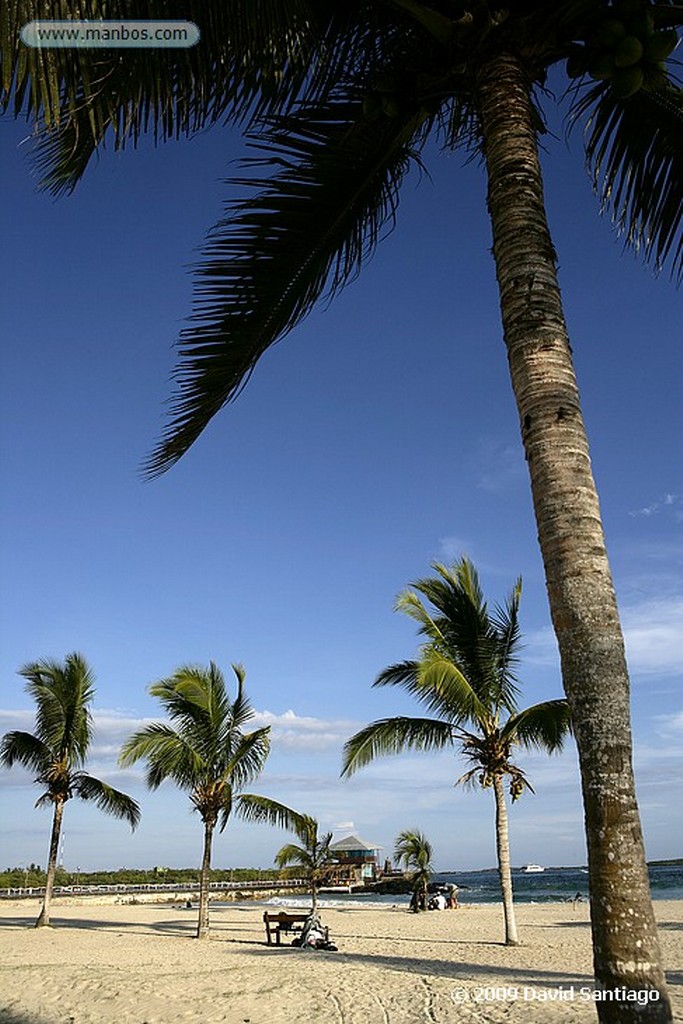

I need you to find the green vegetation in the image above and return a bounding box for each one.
[274,815,336,912]
[0,865,284,889]
[119,662,297,938]
[0,654,139,926]
[343,558,572,945]
[394,830,433,913]
[3,2,681,1014]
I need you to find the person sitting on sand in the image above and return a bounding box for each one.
[429,892,447,911]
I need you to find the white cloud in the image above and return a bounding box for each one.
[653,710,683,736]
[251,709,360,753]
[621,599,683,677]
[0,705,361,792]
[525,597,683,680]
[439,536,476,561]
[0,709,34,730]
[629,493,682,520]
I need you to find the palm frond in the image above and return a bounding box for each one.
[118,722,202,789]
[19,652,95,764]
[155,665,217,717]
[454,764,481,790]
[407,560,512,707]
[341,715,454,776]
[71,773,140,829]
[502,699,573,753]
[144,94,429,476]
[4,0,354,192]
[228,663,256,731]
[216,785,234,833]
[373,658,420,688]
[223,727,271,791]
[373,654,479,722]
[571,78,683,279]
[488,575,523,709]
[394,590,448,643]
[274,842,313,870]
[394,827,433,867]
[235,793,305,833]
[416,648,493,725]
[0,730,51,774]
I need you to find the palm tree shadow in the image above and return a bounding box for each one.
[543,921,591,929]
[0,1009,55,1024]
[0,915,195,935]
[250,944,595,986]
[334,931,504,948]
[0,916,41,930]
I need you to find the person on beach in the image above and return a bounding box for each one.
[446,884,459,909]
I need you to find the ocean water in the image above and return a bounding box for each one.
[259,863,683,910]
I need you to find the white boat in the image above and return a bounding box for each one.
[522,864,545,873]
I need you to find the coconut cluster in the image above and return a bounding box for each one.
[566,0,679,97]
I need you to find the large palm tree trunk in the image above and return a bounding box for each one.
[196,819,214,940]
[36,798,64,927]
[476,53,671,1022]
[492,774,519,945]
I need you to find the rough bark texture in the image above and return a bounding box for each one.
[476,52,671,1023]
[196,818,214,940]
[493,774,519,945]
[36,798,64,928]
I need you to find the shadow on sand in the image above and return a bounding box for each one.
[0,1009,58,1024]
[249,942,595,986]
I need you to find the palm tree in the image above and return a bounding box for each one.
[394,830,434,912]
[274,815,336,912]
[2,2,680,1014]
[118,661,294,939]
[342,558,572,945]
[0,653,140,927]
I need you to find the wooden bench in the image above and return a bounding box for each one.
[263,910,310,946]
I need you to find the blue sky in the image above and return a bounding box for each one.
[1,78,681,874]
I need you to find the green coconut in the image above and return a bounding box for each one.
[614,35,645,67]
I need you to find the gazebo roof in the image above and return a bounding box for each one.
[329,833,382,852]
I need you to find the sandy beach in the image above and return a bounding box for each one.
[1,897,681,1023]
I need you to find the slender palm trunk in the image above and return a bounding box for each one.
[476,53,671,1022]
[196,818,214,940]
[492,774,519,945]
[311,873,318,913]
[36,798,64,927]
[420,873,428,912]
